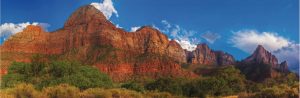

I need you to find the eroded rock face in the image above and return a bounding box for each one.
[0,5,196,81]
[279,61,289,73]
[243,45,289,72]
[186,43,235,66]
[1,25,49,53]
[188,43,217,65]
[240,45,290,81]
[243,45,279,68]
[215,51,235,66]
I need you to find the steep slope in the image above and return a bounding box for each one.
[0,5,196,81]
[243,45,289,72]
[243,45,279,68]
[239,45,290,81]
[186,43,235,66]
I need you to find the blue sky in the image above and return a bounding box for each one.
[1,0,299,71]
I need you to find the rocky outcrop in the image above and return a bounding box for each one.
[2,4,290,82]
[215,51,235,66]
[186,43,235,66]
[1,25,49,53]
[279,61,289,73]
[239,45,290,81]
[0,5,196,81]
[187,43,217,65]
[243,45,289,72]
[243,45,279,68]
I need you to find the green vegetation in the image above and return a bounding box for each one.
[121,81,145,92]
[144,66,247,97]
[1,55,113,89]
[0,83,177,98]
[1,55,299,98]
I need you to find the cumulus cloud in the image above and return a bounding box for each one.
[230,29,299,73]
[130,26,141,32]
[0,22,50,43]
[175,39,197,51]
[90,0,118,19]
[201,31,221,44]
[230,30,290,53]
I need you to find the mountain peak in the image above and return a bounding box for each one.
[23,25,44,33]
[243,45,279,67]
[196,43,209,49]
[254,44,266,53]
[64,5,114,28]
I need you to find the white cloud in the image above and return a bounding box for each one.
[175,39,197,51]
[90,0,118,19]
[1,22,38,41]
[201,31,221,44]
[116,24,122,28]
[0,22,50,43]
[130,26,141,32]
[230,29,299,73]
[230,30,290,53]
[158,20,199,51]
[161,20,171,29]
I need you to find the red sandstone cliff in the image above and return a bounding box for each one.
[0,5,196,81]
[1,5,290,82]
[186,43,235,66]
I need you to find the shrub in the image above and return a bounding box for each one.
[145,77,186,95]
[108,88,143,98]
[184,77,230,97]
[80,88,112,98]
[2,60,113,89]
[144,91,174,98]
[212,66,246,93]
[121,81,145,92]
[42,84,80,98]
[1,73,25,88]
[2,83,45,98]
[255,84,299,98]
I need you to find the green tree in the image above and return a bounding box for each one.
[145,77,186,95]
[121,81,145,92]
[1,58,113,90]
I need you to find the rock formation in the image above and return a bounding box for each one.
[186,43,235,66]
[0,5,197,81]
[243,45,279,68]
[0,5,291,82]
[239,45,290,81]
[243,45,289,72]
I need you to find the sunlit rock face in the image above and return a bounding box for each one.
[185,43,235,66]
[0,5,197,81]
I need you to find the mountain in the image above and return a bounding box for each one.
[0,5,291,82]
[0,5,196,81]
[239,45,290,81]
[243,45,289,72]
[186,43,235,66]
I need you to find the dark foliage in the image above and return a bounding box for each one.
[1,55,113,89]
